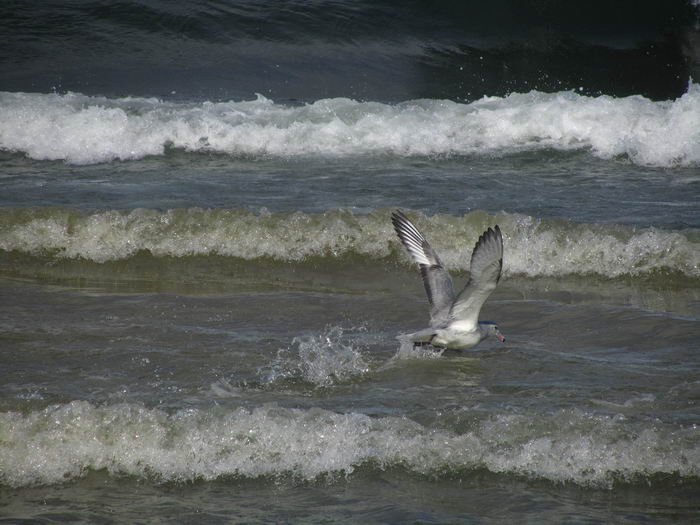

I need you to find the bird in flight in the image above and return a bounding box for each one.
[391,210,505,350]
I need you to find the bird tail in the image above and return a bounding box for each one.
[396,328,436,344]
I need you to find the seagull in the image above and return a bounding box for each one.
[391,210,505,350]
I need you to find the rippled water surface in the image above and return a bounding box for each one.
[1,1,700,523]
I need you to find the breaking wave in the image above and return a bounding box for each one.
[1,86,699,166]
[0,208,698,279]
[0,401,697,488]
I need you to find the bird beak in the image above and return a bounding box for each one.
[496,333,506,343]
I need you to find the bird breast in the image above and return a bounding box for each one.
[432,328,483,350]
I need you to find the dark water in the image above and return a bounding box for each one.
[2,0,699,102]
[1,1,700,524]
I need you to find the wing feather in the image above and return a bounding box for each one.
[391,210,455,326]
[448,225,503,331]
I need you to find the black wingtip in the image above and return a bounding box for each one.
[391,209,419,240]
[471,224,504,270]
[478,224,503,245]
[391,209,408,225]
[391,210,405,234]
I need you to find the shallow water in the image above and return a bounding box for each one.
[2,1,700,523]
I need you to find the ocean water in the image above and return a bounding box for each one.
[1,1,700,523]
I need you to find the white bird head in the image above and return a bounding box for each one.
[479,321,505,343]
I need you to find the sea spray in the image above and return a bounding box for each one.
[260,326,370,387]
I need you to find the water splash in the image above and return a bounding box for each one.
[391,334,445,361]
[260,326,370,387]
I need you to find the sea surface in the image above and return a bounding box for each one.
[1,1,700,524]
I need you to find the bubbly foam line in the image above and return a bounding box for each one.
[1,86,700,166]
[0,208,698,279]
[0,402,698,488]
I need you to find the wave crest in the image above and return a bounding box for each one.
[1,401,697,488]
[1,208,698,279]
[2,87,699,166]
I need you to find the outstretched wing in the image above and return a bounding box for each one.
[448,225,503,331]
[391,210,455,326]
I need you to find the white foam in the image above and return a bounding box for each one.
[493,214,700,279]
[0,402,697,488]
[0,208,395,263]
[1,208,697,279]
[1,86,699,166]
